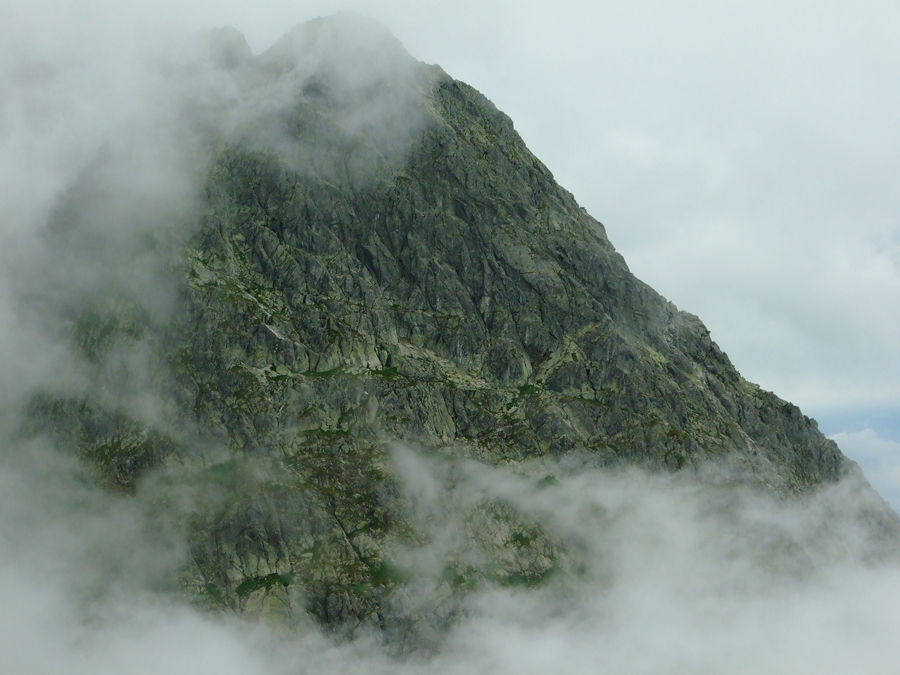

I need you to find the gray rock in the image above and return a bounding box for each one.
[24,15,898,650]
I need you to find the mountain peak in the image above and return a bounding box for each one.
[24,18,899,650]
[260,13,418,81]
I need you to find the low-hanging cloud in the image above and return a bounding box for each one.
[3,5,900,674]
[3,438,900,673]
[832,429,900,512]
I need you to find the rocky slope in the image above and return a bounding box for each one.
[23,14,896,649]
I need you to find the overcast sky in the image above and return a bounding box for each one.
[3,0,899,501]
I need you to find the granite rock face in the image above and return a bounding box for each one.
[25,14,889,649]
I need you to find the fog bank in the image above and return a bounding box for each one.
[2,10,899,675]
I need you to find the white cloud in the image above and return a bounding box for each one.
[832,429,900,511]
[2,2,900,671]
[4,443,900,673]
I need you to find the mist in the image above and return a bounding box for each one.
[4,438,900,673]
[3,7,900,675]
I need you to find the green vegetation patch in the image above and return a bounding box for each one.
[370,366,402,381]
[236,572,295,598]
[501,566,559,589]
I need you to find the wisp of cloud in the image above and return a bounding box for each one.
[2,8,900,675]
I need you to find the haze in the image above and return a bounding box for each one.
[5,0,897,502]
[2,1,900,672]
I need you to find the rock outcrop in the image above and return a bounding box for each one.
[24,14,894,650]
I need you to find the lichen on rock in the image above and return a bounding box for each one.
[21,14,896,649]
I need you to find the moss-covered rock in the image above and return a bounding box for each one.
[22,14,888,648]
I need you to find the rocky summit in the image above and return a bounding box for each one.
[24,14,897,650]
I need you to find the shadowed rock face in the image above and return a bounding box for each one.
[184,25,844,485]
[24,14,892,650]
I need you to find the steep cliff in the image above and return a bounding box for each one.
[24,15,893,648]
